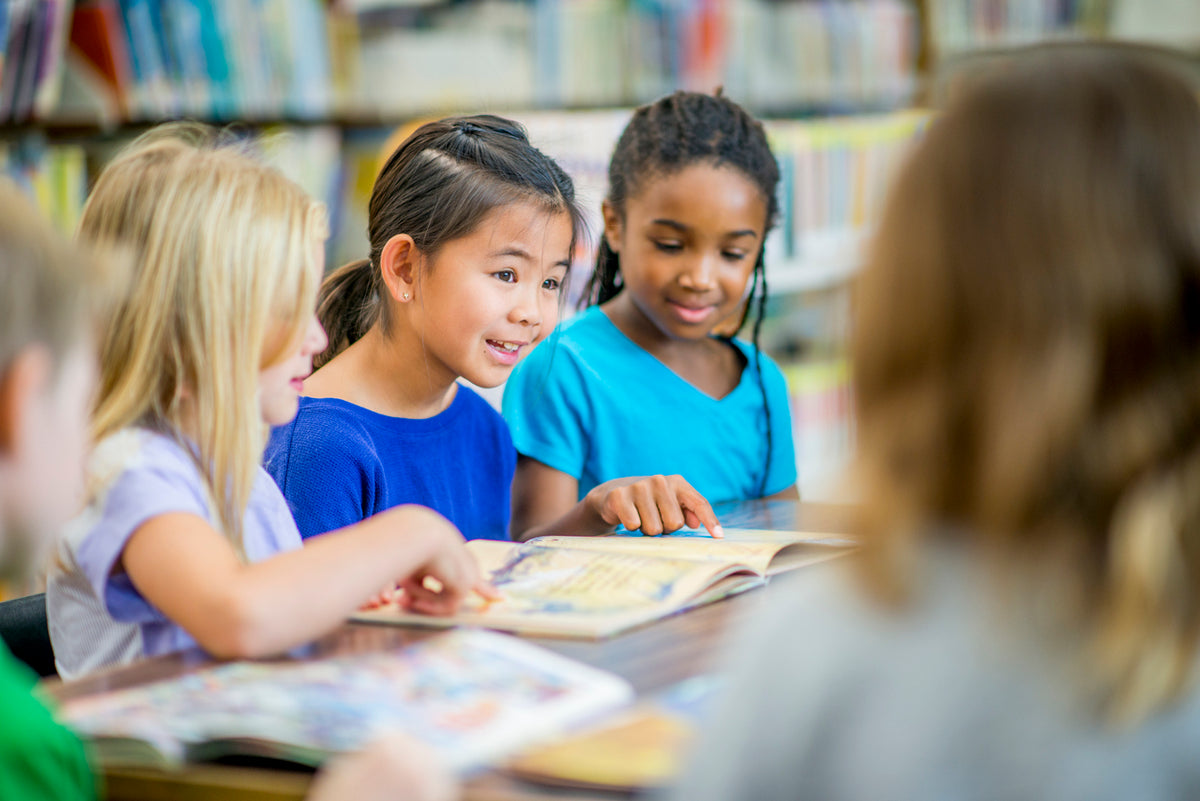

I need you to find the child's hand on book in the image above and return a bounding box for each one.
[395,511,502,616]
[360,584,401,611]
[308,732,459,801]
[585,475,724,538]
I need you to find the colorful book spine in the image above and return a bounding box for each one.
[68,0,133,117]
[118,0,175,118]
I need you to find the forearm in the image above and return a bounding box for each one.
[126,506,450,660]
[512,495,612,542]
[510,457,605,541]
[765,484,800,501]
[210,508,445,656]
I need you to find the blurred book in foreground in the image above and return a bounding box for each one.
[506,673,724,792]
[58,628,633,775]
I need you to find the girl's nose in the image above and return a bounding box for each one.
[678,252,718,291]
[306,315,328,355]
[510,286,542,327]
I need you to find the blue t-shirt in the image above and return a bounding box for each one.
[265,386,515,541]
[502,306,797,504]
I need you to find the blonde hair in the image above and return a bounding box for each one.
[852,46,1200,725]
[0,180,109,376]
[79,124,325,554]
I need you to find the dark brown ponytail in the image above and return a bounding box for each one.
[314,258,379,369]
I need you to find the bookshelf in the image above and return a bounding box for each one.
[4,0,1198,500]
[919,0,1200,103]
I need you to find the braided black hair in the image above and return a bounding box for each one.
[584,91,782,498]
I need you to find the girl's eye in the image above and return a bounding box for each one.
[653,241,683,253]
[493,270,516,283]
[722,251,749,261]
[542,277,561,292]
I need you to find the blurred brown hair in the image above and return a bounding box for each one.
[852,44,1200,724]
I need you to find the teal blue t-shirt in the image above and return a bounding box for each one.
[502,306,796,504]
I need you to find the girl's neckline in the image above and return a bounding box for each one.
[592,306,749,402]
[303,326,460,419]
[297,385,471,425]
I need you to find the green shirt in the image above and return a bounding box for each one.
[0,642,97,800]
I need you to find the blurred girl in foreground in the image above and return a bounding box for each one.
[672,45,1200,801]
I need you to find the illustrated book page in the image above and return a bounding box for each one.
[57,628,634,774]
[351,539,771,638]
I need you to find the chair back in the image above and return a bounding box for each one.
[0,593,56,677]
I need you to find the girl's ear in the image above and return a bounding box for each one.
[600,200,623,255]
[378,234,420,303]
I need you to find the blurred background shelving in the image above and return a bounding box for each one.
[2,0,1197,499]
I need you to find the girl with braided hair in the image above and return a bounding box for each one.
[504,91,798,543]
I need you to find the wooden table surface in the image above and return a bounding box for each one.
[46,500,854,801]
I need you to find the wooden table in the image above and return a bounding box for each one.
[46,501,853,801]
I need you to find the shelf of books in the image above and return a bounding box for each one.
[926,0,1200,60]
[9,0,1194,501]
[924,0,1110,59]
[0,0,924,503]
[3,0,918,126]
[922,0,1200,103]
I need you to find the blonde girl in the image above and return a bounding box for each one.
[671,46,1200,800]
[47,125,490,682]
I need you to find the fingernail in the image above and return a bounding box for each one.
[713,525,725,539]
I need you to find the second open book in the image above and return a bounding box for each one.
[352,528,855,638]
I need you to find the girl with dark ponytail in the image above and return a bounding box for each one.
[265,114,588,543]
[503,91,798,543]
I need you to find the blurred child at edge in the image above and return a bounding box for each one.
[670,45,1200,801]
[0,181,457,801]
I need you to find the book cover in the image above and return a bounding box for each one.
[161,0,212,116]
[31,0,75,119]
[118,0,177,117]
[0,3,10,90]
[58,628,634,775]
[68,0,134,117]
[0,1,34,122]
[273,0,331,119]
[12,0,52,122]
[182,0,235,118]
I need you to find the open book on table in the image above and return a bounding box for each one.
[55,629,633,774]
[352,527,854,639]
